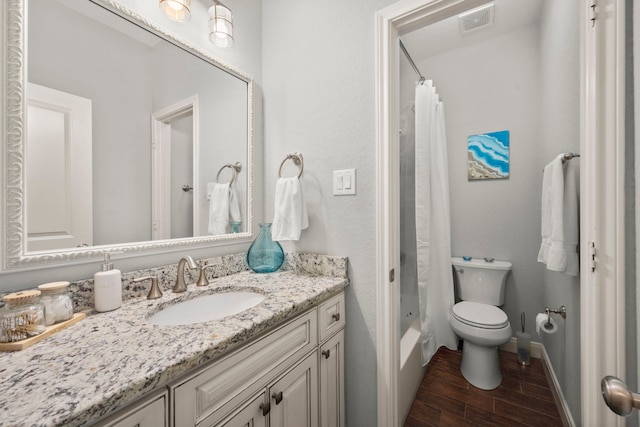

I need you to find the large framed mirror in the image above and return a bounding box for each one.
[2,0,254,270]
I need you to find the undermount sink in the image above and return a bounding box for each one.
[148,291,266,326]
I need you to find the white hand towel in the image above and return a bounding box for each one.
[207,182,231,235]
[537,154,568,271]
[272,177,309,241]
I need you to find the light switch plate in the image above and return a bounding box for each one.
[333,169,356,195]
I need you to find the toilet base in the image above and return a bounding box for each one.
[460,340,502,390]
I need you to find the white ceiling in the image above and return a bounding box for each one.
[400,0,544,63]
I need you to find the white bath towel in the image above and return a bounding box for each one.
[537,154,568,272]
[207,182,241,235]
[272,177,309,241]
[562,159,580,276]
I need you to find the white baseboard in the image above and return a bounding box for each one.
[500,338,576,427]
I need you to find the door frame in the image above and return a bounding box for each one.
[374,0,626,425]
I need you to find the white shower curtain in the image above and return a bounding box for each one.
[415,81,458,366]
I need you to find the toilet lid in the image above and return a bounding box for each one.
[452,301,509,329]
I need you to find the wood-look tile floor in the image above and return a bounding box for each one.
[404,347,564,427]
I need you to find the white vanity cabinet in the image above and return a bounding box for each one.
[93,291,345,427]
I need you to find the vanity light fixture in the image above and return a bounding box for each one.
[208,0,234,48]
[159,0,191,23]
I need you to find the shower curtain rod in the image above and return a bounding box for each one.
[399,39,426,83]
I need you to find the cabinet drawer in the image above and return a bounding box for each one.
[318,293,345,342]
[172,310,318,427]
[94,389,168,427]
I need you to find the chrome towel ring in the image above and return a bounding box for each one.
[278,152,304,178]
[216,162,242,185]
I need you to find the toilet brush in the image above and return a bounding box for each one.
[516,312,531,365]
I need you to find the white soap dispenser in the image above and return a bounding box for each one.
[94,252,122,312]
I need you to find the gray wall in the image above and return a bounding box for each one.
[150,42,249,236]
[414,23,544,335]
[538,0,581,423]
[261,0,397,424]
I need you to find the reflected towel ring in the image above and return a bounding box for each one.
[216,162,242,185]
[278,152,304,178]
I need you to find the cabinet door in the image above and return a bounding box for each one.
[269,352,318,427]
[95,390,168,427]
[319,330,344,427]
[215,391,267,427]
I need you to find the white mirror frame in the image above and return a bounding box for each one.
[1,0,254,270]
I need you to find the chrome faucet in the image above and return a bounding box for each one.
[173,256,197,293]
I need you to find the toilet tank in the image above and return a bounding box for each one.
[452,257,512,306]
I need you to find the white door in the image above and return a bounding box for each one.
[26,83,93,251]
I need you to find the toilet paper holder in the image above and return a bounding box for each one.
[544,305,567,328]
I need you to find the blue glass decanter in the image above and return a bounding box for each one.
[247,223,285,273]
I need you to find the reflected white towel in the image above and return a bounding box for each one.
[207,182,241,235]
[537,154,568,271]
[272,177,308,241]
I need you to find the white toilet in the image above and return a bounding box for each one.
[450,256,512,390]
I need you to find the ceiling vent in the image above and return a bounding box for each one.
[459,3,494,34]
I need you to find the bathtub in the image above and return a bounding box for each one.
[399,318,426,424]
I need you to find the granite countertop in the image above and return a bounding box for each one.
[0,261,348,426]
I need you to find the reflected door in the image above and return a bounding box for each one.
[26,83,93,251]
[170,114,194,239]
[151,95,198,240]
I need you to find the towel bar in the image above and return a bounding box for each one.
[278,152,304,178]
[216,162,242,185]
[562,153,580,162]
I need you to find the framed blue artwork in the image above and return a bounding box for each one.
[467,130,510,180]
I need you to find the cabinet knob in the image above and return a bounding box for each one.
[272,391,283,405]
[322,349,331,359]
[260,402,271,416]
[331,313,340,322]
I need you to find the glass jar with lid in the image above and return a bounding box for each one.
[0,290,46,343]
[38,281,73,326]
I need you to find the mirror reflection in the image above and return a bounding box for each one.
[26,0,250,252]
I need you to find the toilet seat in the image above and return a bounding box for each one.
[452,301,509,329]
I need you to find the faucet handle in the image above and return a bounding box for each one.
[132,276,163,300]
[197,264,216,287]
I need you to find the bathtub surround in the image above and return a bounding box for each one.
[0,254,348,426]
